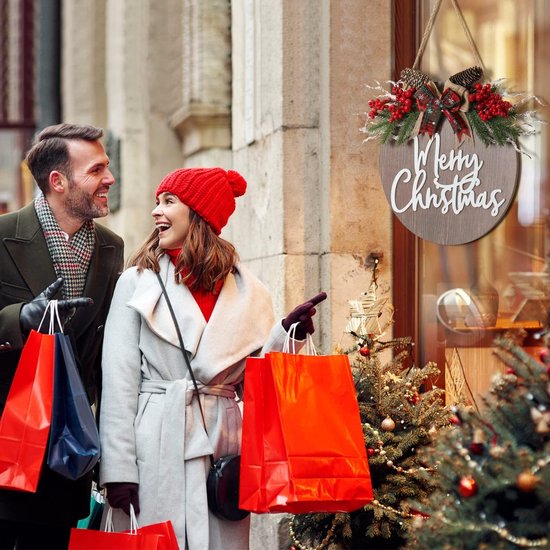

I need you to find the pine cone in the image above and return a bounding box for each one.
[400,68,430,89]
[449,66,483,89]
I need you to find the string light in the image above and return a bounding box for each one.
[439,516,548,548]
[289,516,338,550]
[363,422,435,474]
[370,499,426,519]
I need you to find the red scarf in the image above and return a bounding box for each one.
[166,249,222,321]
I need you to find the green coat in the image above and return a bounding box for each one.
[0,202,124,526]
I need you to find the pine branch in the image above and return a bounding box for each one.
[396,111,420,144]
[408,338,550,549]
[485,115,522,145]
[380,119,396,145]
[465,111,494,145]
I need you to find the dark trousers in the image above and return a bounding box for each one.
[0,519,72,550]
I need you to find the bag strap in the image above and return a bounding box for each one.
[38,300,64,334]
[283,322,317,356]
[155,271,215,468]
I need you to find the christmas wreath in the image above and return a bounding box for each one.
[363,67,542,148]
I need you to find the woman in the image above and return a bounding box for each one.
[99,167,325,549]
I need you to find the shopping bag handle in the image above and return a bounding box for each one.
[104,503,139,533]
[283,323,317,356]
[37,300,64,334]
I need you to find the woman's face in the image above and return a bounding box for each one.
[152,192,191,250]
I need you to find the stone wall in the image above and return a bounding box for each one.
[60,1,392,547]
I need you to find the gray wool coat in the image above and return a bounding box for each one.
[99,255,292,549]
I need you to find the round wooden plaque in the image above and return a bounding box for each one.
[379,122,519,245]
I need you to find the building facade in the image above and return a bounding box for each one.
[0,1,548,548]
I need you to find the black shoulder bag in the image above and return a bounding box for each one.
[155,272,249,522]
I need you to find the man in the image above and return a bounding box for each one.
[0,124,124,549]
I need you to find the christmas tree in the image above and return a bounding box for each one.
[406,334,550,549]
[289,274,451,549]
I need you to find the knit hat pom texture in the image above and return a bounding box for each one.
[155,167,247,234]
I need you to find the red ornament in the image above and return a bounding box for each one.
[367,448,376,457]
[458,476,478,498]
[505,367,516,375]
[469,442,484,455]
[408,393,419,405]
[359,346,371,357]
[450,414,461,425]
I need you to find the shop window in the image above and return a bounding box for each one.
[395,0,549,408]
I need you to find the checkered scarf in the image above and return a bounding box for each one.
[34,193,96,299]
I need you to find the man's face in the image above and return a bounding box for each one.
[64,139,115,221]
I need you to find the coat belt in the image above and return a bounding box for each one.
[139,378,236,461]
[138,378,236,531]
[140,378,236,400]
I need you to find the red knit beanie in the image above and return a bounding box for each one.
[155,168,247,234]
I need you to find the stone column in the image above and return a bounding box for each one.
[169,0,232,158]
[61,0,108,129]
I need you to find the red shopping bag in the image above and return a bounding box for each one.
[69,510,179,550]
[0,330,55,492]
[138,520,179,549]
[239,351,373,513]
[68,528,165,550]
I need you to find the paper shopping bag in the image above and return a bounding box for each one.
[69,509,179,550]
[47,333,100,480]
[76,488,105,530]
[68,528,165,550]
[137,520,179,550]
[240,351,373,513]
[0,330,55,492]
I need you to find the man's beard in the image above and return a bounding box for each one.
[66,181,109,220]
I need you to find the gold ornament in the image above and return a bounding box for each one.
[381,417,396,432]
[516,471,540,492]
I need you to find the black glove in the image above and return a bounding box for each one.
[282,292,327,340]
[106,482,140,516]
[19,277,94,335]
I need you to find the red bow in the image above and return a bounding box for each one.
[415,83,471,141]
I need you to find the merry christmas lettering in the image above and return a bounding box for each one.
[390,134,506,217]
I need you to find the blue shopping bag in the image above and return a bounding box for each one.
[47,333,100,480]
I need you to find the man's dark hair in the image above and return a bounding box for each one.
[25,123,104,194]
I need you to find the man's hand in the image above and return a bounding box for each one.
[19,277,94,334]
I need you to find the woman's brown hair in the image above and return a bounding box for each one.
[128,210,239,292]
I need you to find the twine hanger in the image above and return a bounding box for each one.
[413,0,486,75]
